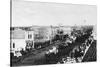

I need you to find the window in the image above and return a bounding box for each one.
[13,43,15,48]
[28,34,32,39]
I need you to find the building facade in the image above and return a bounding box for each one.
[10,28,34,56]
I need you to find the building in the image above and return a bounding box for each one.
[31,26,52,42]
[10,27,34,56]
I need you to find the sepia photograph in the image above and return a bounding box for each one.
[10,0,97,66]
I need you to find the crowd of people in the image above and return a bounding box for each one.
[56,27,96,63]
[45,26,96,64]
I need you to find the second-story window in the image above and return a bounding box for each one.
[13,43,15,48]
[28,34,32,39]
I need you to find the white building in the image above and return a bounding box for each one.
[10,28,34,56]
[25,30,34,48]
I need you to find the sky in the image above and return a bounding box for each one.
[12,0,97,27]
